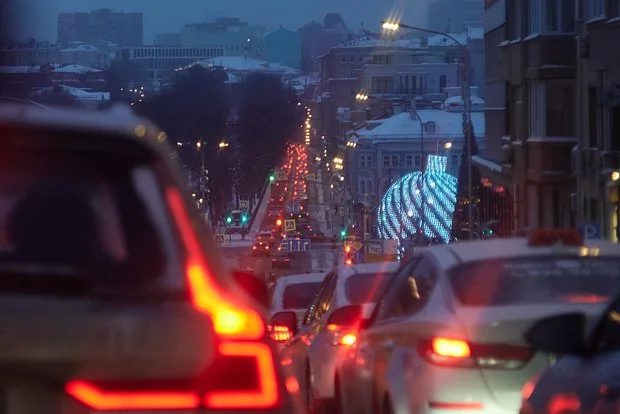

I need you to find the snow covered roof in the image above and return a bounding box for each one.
[0,66,44,74]
[444,95,485,106]
[61,44,100,52]
[31,85,110,101]
[427,33,469,47]
[288,74,320,86]
[357,110,485,141]
[195,56,298,75]
[53,64,102,74]
[334,36,383,48]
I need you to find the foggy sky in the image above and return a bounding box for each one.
[4,0,432,43]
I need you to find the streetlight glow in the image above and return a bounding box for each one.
[382,21,400,31]
[444,142,453,149]
[218,141,229,148]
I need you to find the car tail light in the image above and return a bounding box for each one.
[547,393,581,414]
[268,325,292,343]
[65,188,281,411]
[327,325,358,346]
[418,337,533,369]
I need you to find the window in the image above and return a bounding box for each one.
[281,282,322,309]
[359,179,366,194]
[528,82,546,138]
[371,76,393,94]
[373,258,437,320]
[452,154,459,166]
[344,273,394,304]
[302,272,336,325]
[510,0,522,38]
[365,155,373,168]
[414,154,422,167]
[546,0,575,32]
[528,0,542,34]
[383,155,390,168]
[546,83,575,137]
[405,155,413,167]
[611,0,620,17]
[360,154,367,168]
[587,0,605,19]
[588,86,599,148]
[439,75,447,92]
[593,296,620,353]
[391,155,399,168]
[449,257,620,306]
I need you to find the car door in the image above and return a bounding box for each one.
[343,258,420,414]
[366,256,439,413]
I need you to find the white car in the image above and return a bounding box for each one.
[269,272,327,339]
[0,103,303,414]
[336,229,620,414]
[273,262,400,413]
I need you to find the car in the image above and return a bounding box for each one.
[258,231,276,247]
[252,241,271,256]
[274,262,400,413]
[336,229,620,414]
[272,251,291,268]
[0,103,302,414]
[268,273,327,342]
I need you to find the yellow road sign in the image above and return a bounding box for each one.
[284,219,296,231]
[215,234,225,244]
[353,241,363,251]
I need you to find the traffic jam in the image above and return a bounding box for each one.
[243,140,620,414]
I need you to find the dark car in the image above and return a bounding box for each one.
[271,251,291,268]
[252,241,271,256]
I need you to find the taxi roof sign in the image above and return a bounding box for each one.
[528,228,583,247]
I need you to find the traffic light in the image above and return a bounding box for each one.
[340,229,346,238]
[269,174,275,182]
[276,218,282,226]
[241,214,248,224]
[226,216,232,224]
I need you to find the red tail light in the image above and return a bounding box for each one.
[418,337,533,369]
[65,189,281,411]
[268,325,292,343]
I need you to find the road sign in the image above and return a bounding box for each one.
[306,174,316,182]
[285,238,311,252]
[287,204,301,213]
[352,241,363,251]
[276,171,287,181]
[284,219,296,231]
[579,222,601,240]
[215,234,225,244]
[239,200,249,209]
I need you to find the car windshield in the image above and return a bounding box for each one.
[281,282,321,309]
[0,137,181,295]
[344,273,393,304]
[448,256,620,306]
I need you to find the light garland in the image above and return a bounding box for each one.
[378,155,458,244]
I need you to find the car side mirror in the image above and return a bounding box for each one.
[327,305,366,327]
[525,313,588,355]
[232,270,270,309]
[269,311,298,342]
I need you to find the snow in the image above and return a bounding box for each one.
[61,44,100,52]
[31,85,110,101]
[444,95,485,106]
[357,110,485,140]
[53,64,102,74]
[195,56,298,75]
[0,66,43,74]
[427,33,469,47]
[334,36,384,48]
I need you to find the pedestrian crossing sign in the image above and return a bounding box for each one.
[284,219,296,231]
[215,234,225,244]
[306,173,316,182]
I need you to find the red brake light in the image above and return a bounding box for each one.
[419,337,533,369]
[269,325,293,342]
[63,189,282,411]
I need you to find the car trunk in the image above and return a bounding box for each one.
[455,303,607,410]
[0,296,216,413]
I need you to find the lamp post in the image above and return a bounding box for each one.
[382,20,474,239]
[409,110,426,241]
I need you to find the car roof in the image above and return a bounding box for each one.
[0,103,168,152]
[427,237,620,264]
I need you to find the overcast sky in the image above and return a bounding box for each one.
[3,0,432,43]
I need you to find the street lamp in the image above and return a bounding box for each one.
[382,19,474,239]
[218,141,229,149]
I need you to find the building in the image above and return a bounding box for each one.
[179,18,264,53]
[57,9,143,47]
[475,0,577,237]
[429,0,484,33]
[343,104,486,211]
[298,14,353,72]
[0,40,115,69]
[191,55,298,80]
[249,26,301,69]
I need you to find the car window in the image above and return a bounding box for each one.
[344,272,393,304]
[593,297,620,353]
[448,256,620,306]
[302,272,333,326]
[0,138,182,295]
[372,258,419,323]
[281,282,322,309]
[314,273,337,321]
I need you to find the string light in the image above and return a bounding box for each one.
[378,155,457,244]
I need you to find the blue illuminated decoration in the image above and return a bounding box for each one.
[377,155,457,244]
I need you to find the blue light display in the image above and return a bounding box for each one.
[378,155,457,244]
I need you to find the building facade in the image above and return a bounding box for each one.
[250,26,301,69]
[57,9,143,46]
[429,0,484,33]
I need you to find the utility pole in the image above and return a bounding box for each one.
[575,0,585,226]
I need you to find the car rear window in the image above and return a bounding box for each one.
[281,282,321,309]
[448,257,620,306]
[344,273,393,304]
[0,134,182,295]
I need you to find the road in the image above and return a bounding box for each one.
[218,147,339,280]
